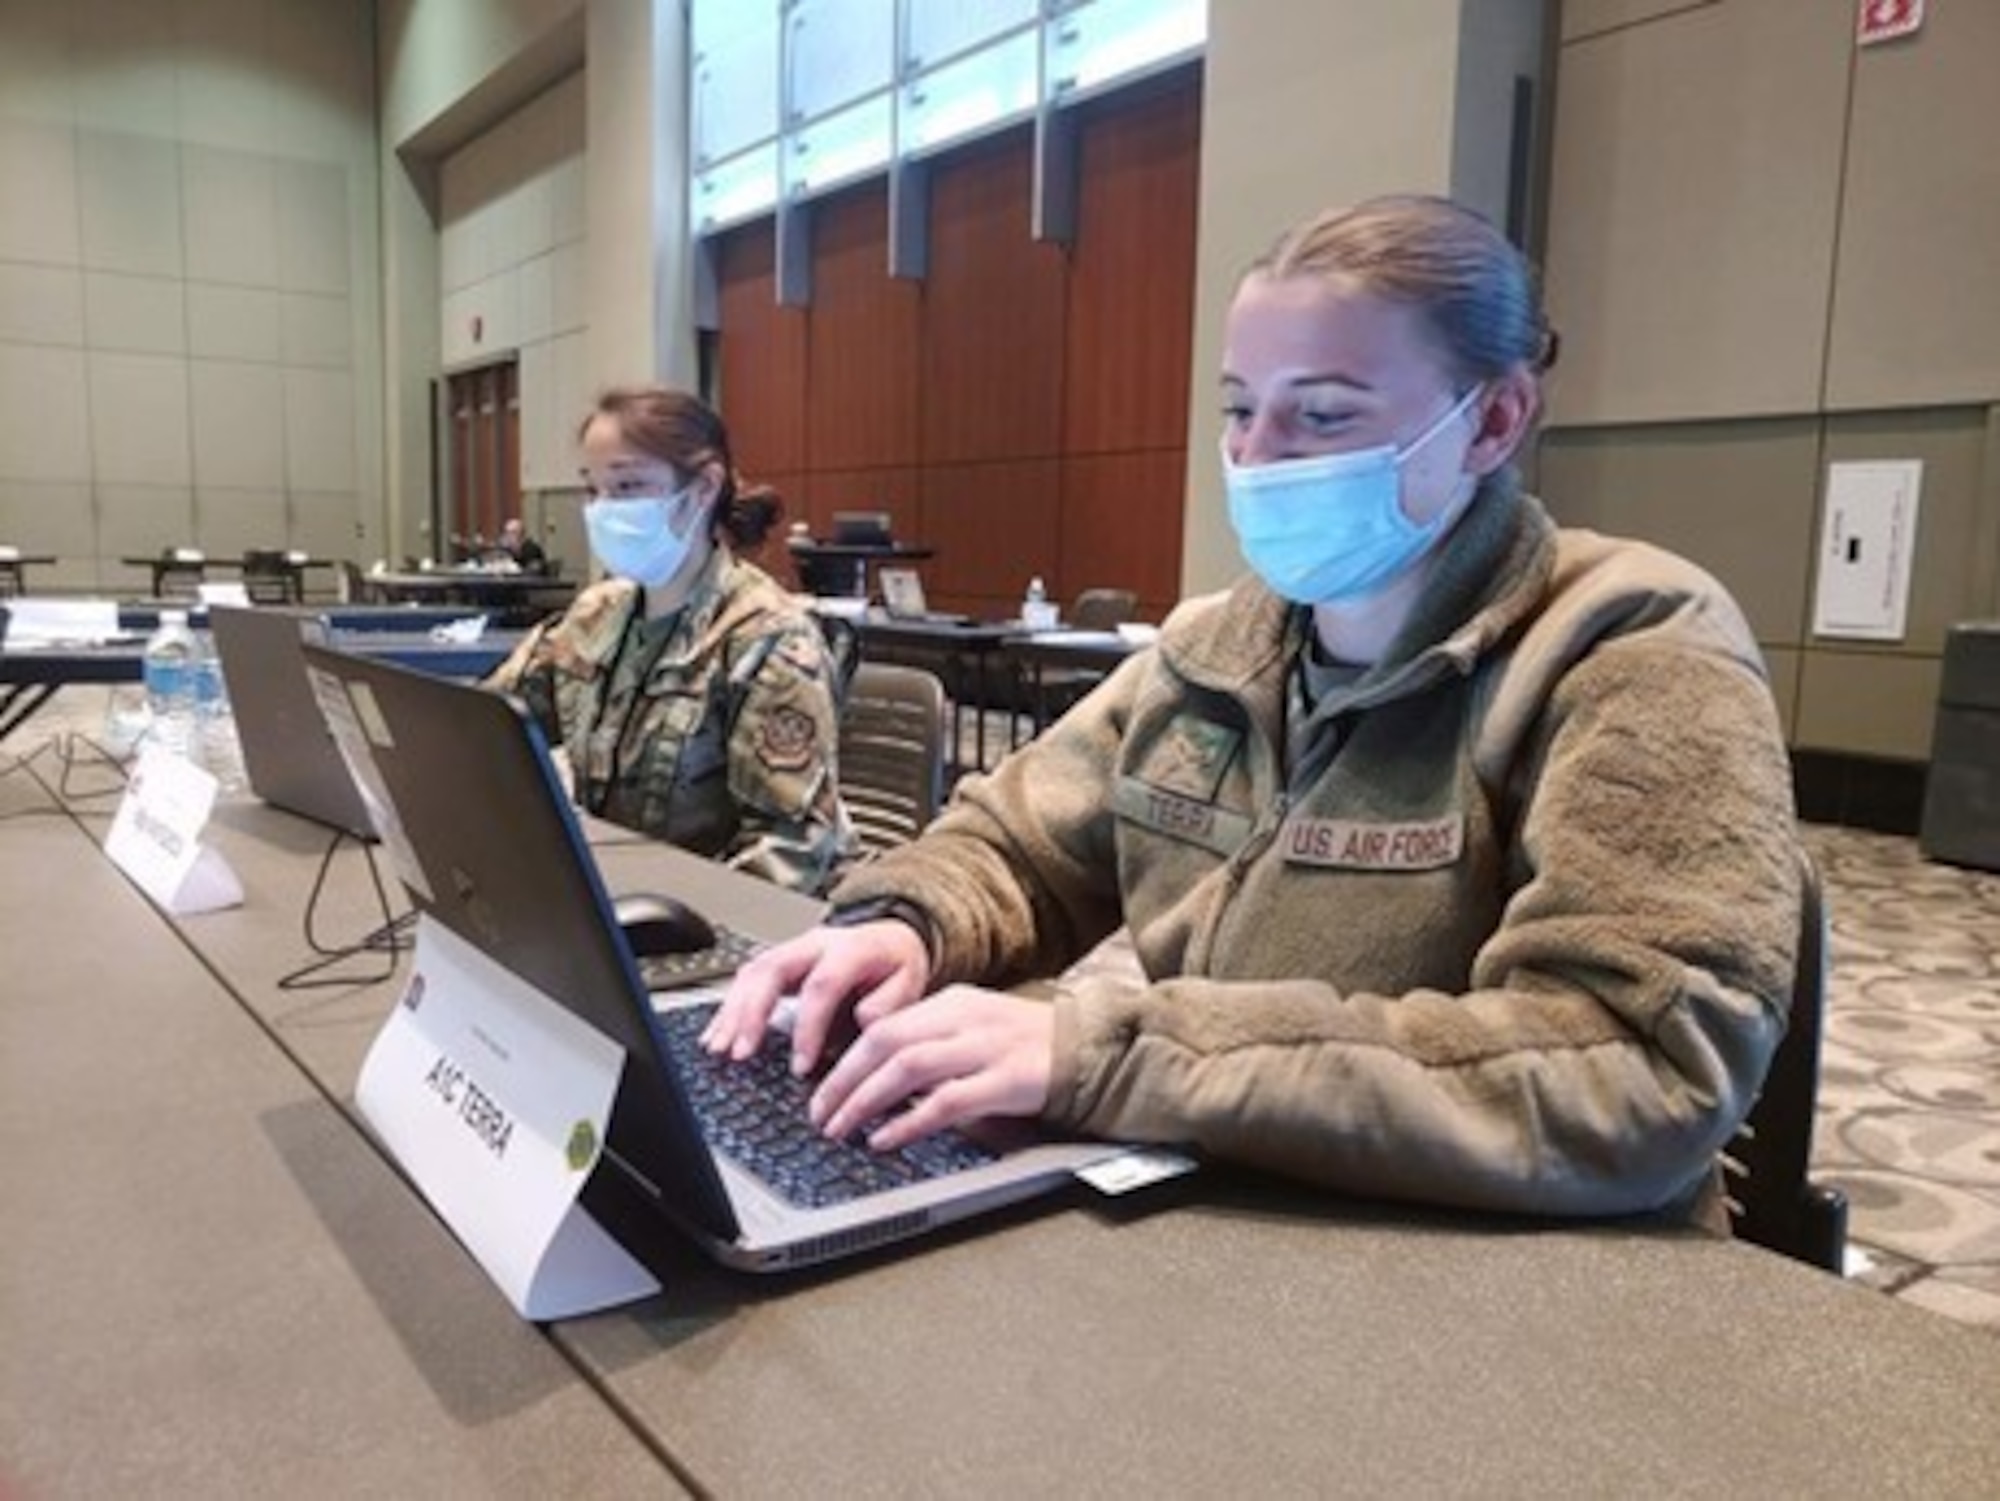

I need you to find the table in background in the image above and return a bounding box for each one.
[0,551,57,594]
[786,540,935,598]
[30,787,2000,1496]
[119,554,337,599]
[364,569,576,624]
[1001,627,1144,734]
[0,626,521,743]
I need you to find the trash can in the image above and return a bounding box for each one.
[1919,622,2000,871]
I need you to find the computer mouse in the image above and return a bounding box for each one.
[612,891,718,957]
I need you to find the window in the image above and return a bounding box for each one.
[689,0,1207,234]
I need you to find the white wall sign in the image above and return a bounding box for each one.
[1858,0,1925,47]
[1811,459,1922,642]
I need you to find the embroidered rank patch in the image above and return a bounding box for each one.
[1112,778,1252,857]
[1145,715,1242,801]
[756,705,818,772]
[1281,814,1464,871]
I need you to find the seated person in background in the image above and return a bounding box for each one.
[495,516,548,575]
[707,195,1803,1228]
[487,386,856,894]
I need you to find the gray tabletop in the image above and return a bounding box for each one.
[0,783,680,1496]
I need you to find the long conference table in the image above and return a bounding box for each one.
[7,770,2000,1494]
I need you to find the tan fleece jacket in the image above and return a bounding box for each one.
[831,479,1802,1220]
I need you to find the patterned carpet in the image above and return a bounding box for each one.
[1802,823,2000,1331]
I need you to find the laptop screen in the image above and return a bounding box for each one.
[831,510,894,546]
[297,643,740,1244]
[208,605,378,840]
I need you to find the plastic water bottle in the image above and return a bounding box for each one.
[192,634,245,792]
[1023,576,1056,631]
[141,609,200,761]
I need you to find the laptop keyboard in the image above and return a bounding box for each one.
[636,924,763,991]
[654,1003,999,1209]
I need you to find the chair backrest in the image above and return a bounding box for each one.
[837,661,948,857]
[1724,854,1849,1272]
[1071,587,1139,631]
[241,548,299,605]
[156,549,207,599]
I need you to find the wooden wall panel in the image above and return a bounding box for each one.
[745,466,805,578]
[715,70,1201,617]
[1065,71,1202,454]
[921,129,1067,463]
[715,222,808,475]
[1059,449,1186,618]
[920,458,1060,612]
[807,182,923,471]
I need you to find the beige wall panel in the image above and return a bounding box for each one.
[1760,643,1800,742]
[1182,0,1465,597]
[1816,409,1994,656]
[0,120,82,264]
[96,481,195,562]
[1793,650,1942,761]
[1542,3,1849,424]
[0,264,84,347]
[1561,0,1715,44]
[83,272,187,356]
[0,481,95,577]
[1825,4,2000,410]
[1534,417,1820,646]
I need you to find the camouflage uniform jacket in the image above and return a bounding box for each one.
[488,548,855,893]
[831,478,1803,1222]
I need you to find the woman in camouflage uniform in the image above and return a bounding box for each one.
[706,197,1804,1228]
[488,386,854,894]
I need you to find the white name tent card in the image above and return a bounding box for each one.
[357,915,659,1320]
[104,746,244,915]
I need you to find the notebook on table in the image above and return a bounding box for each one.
[207,604,377,840]
[297,644,1125,1272]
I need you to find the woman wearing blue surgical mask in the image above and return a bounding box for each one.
[487,386,855,893]
[708,197,1802,1235]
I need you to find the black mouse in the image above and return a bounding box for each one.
[612,891,717,957]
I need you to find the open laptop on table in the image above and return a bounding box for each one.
[208,604,377,840]
[877,566,971,626]
[298,644,1125,1272]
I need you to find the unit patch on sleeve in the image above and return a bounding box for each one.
[755,705,818,772]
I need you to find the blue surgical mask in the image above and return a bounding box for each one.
[1222,386,1484,604]
[583,491,697,586]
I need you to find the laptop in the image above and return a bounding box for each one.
[298,644,1126,1272]
[877,566,970,626]
[831,510,894,546]
[208,605,378,840]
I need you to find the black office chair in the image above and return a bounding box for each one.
[1723,855,1849,1272]
[815,613,862,706]
[241,548,300,605]
[155,548,207,599]
[837,662,948,858]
